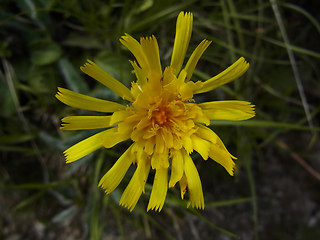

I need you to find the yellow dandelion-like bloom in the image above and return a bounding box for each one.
[56,12,255,212]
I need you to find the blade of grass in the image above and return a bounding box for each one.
[135,206,176,240]
[211,120,320,131]
[221,0,236,61]
[206,197,252,208]
[281,3,320,35]
[89,152,104,240]
[270,0,314,130]
[238,135,259,240]
[126,0,197,32]
[244,153,259,240]
[6,178,77,190]
[2,59,49,183]
[195,24,320,59]
[13,190,45,211]
[188,208,239,238]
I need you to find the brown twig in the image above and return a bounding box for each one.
[277,140,320,181]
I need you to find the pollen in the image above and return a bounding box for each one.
[152,107,168,125]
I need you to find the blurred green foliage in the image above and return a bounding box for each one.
[1,0,319,239]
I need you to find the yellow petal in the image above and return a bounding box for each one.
[183,136,193,154]
[155,133,165,154]
[147,167,168,212]
[80,60,132,101]
[120,153,151,211]
[170,12,193,75]
[186,103,210,125]
[195,124,218,144]
[56,87,125,112]
[60,116,112,130]
[190,134,211,160]
[98,145,133,194]
[183,152,204,209]
[162,66,176,85]
[200,128,236,160]
[151,152,169,170]
[110,110,132,126]
[129,60,147,85]
[177,70,194,101]
[161,128,174,149]
[193,57,249,94]
[131,141,146,169]
[103,126,131,148]
[179,173,188,199]
[120,34,150,75]
[208,144,236,176]
[184,39,212,81]
[199,101,255,121]
[63,129,111,163]
[216,133,237,160]
[169,149,184,188]
[140,35,162,78]
[144,137,155,155]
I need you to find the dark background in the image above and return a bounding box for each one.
[1,0,320,239]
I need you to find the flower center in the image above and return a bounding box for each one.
[125,75,210,156]
[152,106,169,126]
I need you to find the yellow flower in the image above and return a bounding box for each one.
[56,12,255,212]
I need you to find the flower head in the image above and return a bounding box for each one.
[56,12,255,211]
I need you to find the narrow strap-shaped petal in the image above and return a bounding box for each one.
[184,39,212,81]
[208,143,236,176]
[98,145,134,194]
[140,35,162,78]
[56,87,125,112]
[190,134,211,160]
[120,153,151,211]
[129,60,147,85]
[183,151,204,209]
[120,34,150,75]
[110,110,133,126]
[179,173,188,199]
[169,149,184,188]
[183,136,193,154]
[103,125,131,148]
[193,57,249,94]
[64,129,113,163]
[144,137,155,155]
[155,133,165,154]
[60,116,112,130]
[162,66,176,85]
[177,70,194,101]
[80,60,132,101]
[197,125,237,161]
[199,100,255,121]
[151,151,169,170]
[195,124,218,144]
[147,167,168,212]
[170,12,193,75]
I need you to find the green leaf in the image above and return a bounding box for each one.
[28,65,59,94]
[58,58,89,94]
[30,39,62,66]
[51,205,79,223]
[133,0,154,14]
[62,34,104,49]
[0,133,36,144]
[0,73,16,117]
[15,0,38,20]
